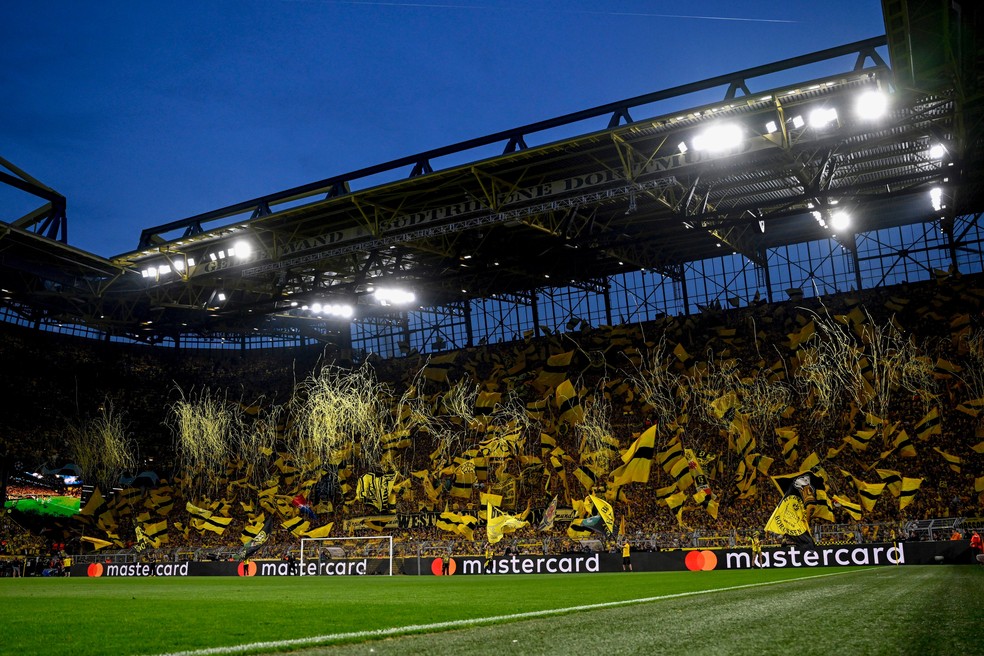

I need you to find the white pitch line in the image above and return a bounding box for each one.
[152,568,877,656]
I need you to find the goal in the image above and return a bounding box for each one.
[299,535,394,576]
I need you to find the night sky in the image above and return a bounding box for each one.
[1,1,887,257]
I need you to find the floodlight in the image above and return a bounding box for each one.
[311,302,323,314]
[677,141,688,154]
[216,292,227,302]
[929,144,946,160]
[765,120,778,134]
[808,107,838,129]
[374,287,416,305]
[174,260,185,271]
[316,303,354,318]
[209,253,217,262]
[790,115,805,129]
[692,123,743,153]
[187,257,195,267]
[233,240,252,259]
[930,187,944,211]
[855,90,888,120]
[829,211,851,232]
[158,265,171,275]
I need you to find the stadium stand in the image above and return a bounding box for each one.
[2,271,984,569]
[2,0,983,571]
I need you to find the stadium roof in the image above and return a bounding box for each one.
[2,1,982,345]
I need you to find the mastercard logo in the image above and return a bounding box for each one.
[684,550,718,571]
[237,561,257,577]
[87,563,104,577]
[430,557,457,576]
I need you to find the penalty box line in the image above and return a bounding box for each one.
[152,568,878,656]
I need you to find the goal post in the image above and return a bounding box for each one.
[299,535,394,576]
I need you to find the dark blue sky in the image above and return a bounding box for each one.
[1,1,887,257]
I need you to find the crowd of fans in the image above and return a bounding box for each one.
[1,271,983,568]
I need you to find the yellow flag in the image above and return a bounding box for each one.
[81,536,115,550]
[914,408,942,441]
[304,523,334,539]
[832,494,863,520]
[80,488,106,517]
[610,426,656,485]
[665,491,686,526]
[899,477,922,510]
[422,352,457,383]
[932,447,962,472]
[555,379,584,425]
[588,495,615,534]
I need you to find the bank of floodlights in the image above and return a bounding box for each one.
[373,287,416,306]
[206,239,254,263]
[141,255,196,279]
[309,302,354,318]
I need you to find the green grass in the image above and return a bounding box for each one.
[4,496,80,517]
[1,567,981,656]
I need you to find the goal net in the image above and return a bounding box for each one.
[299,536,394,576]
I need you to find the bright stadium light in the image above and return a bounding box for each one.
[829,210,851,232]
[691,123,744,153]
[305,302,354,318]
[790,115,805,129]
[374,287,416,305]
[233,240,252,259]
[929,144,947,160]
[326,304,354,318]
[930,187,944,211]
[808,107,838,129]
[855,90,888,120]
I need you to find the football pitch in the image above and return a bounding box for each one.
[1,566,980,655]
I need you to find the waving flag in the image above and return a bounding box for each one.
[588,495,615,534]
[611,426,656,485]
[292,494,318,521]
[555,379,584,425]
[436,509,479,541]
[765,470,825,549]
[538,496,559,531]
[240,515,274,559]
[486,501,529,544]
[899,477,923,511]
[534,351,575,391]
